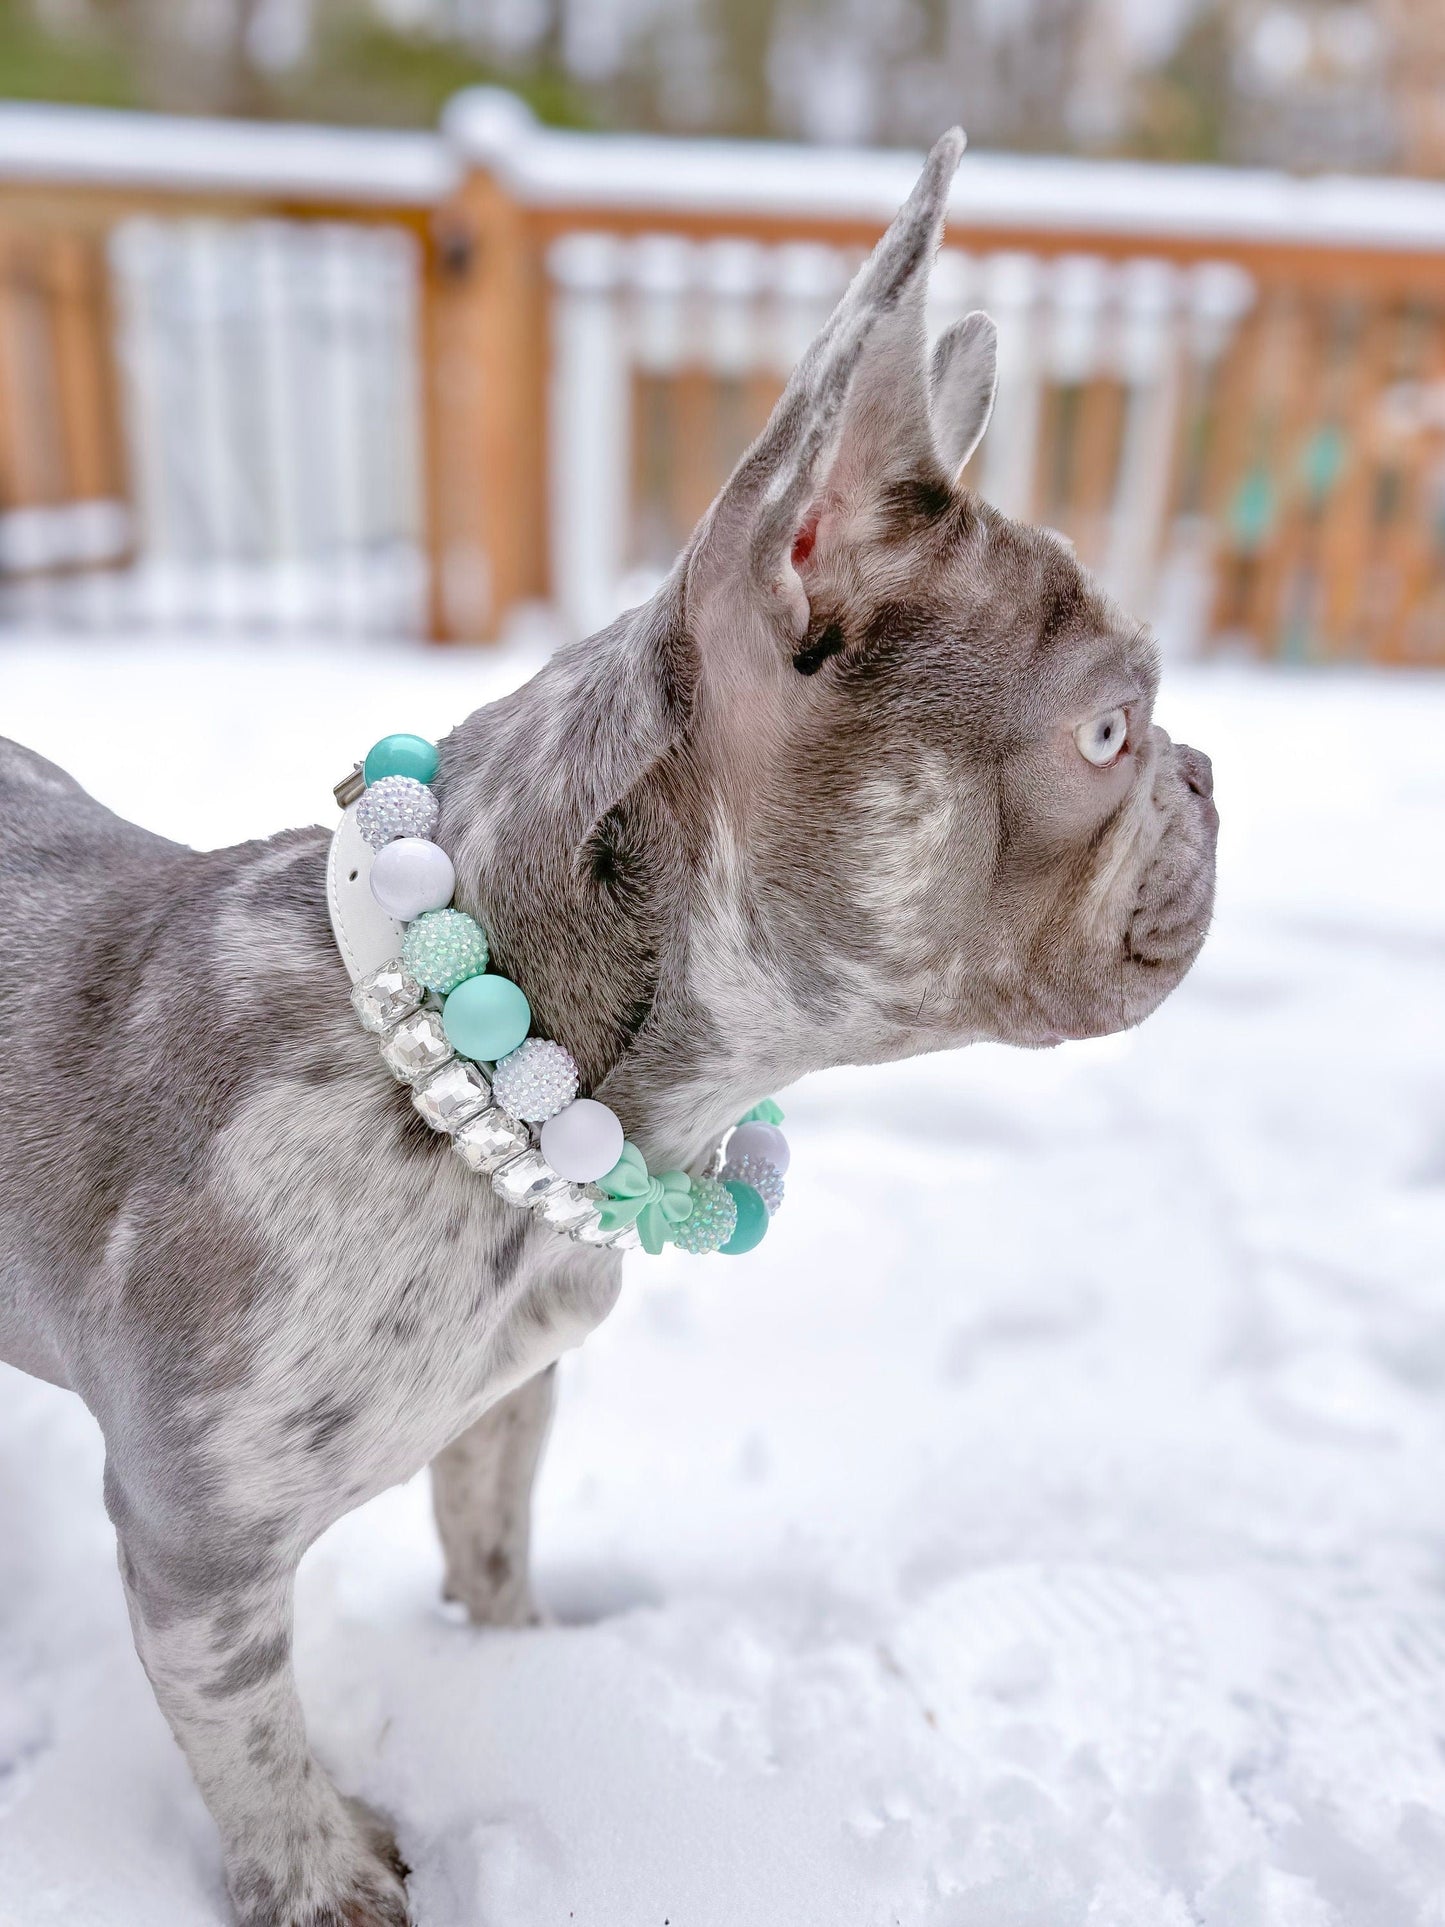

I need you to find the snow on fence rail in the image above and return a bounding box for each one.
[2,93,1445,661]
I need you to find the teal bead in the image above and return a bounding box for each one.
[443,973,531,1063]
[364,733,439,787]
[719,1180,769,1256]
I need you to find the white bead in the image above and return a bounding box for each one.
[728,1120,790,1175]
[369,837,455,921]
[539,1098,625,1184]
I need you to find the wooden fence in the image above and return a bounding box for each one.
[2,91,1444,662]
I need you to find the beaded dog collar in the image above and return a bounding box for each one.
[328,733,789,1260]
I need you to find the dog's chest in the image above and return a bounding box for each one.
[198,1073,621,1504]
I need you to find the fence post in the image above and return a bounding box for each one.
[427,91,548,643]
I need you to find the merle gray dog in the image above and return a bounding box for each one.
[0,134,1216,1925]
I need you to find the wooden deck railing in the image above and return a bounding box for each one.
[2,91,1444,662]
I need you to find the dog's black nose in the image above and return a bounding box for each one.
[1177,744,1214,800]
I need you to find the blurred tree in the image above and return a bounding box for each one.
[706,0,773,137]
[0,0,138,106]
[0,0,1434,177]
[1129,6,1230,163]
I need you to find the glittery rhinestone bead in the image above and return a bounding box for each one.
[350,959,423,1034]
[491,1148,567,1209]
[380,1007,453,1084]
[669,1174,738,1255]
[719,1153,784,1215]
[491,1038,579,1122]
[355,774,439,851]
[402,908,489,994]
[412,1059,491,1132]
[453,1106,529,1175]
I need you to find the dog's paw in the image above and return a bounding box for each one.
[341,1794,412,1888]
[231,1798,412,1927]
[442,1569,544,1630]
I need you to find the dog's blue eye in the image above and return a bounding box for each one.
[1075,708,1128,767]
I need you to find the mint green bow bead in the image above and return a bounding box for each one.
[364,733,439,786]
[719,1180,768,1256]
[596,1142,694,1255]
[738,1098,784,1127]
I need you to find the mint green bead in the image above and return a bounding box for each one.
[443,973,531,1062]
[719,1180,768,1256]
[402,908,488,993]
[670,1174,737,1255]
[364,733,438,786]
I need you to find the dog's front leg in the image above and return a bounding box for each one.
[110,1476,410,1927]
[430,1365,556,1627]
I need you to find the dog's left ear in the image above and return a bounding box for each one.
[684,129,966,649]
[930,310,998,479]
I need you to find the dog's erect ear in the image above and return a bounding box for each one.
[686,129,965,643]
[930,310,997,479]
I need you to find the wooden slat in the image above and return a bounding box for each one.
[1243,293,1329,657]
[1202,298,1271,645]
[49,231,124,505]
[1068,375,1125,569]
[1375,306,1445,663]
[1314,303,1398,659]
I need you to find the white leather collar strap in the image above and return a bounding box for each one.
[327,801,404,986]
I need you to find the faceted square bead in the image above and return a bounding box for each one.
[572,1211,640,1251]
[351,960,423,1035]
[412,1059,491,1132]
[568,1203,606,1244]
[453,1107,530,1176]
[490,1148,567,1209]
[381,1008,453,1084]
[534,1181,598,1232]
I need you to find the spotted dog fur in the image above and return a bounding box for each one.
[0,135,1216,1926]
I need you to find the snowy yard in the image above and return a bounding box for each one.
[2,633,1444,1927]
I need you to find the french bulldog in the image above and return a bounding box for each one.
[0,132,1216,1926]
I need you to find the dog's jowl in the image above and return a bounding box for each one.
[0,132,1216,1927]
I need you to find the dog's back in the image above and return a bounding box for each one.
[0,740,175,1380]
[0,737,341,1392]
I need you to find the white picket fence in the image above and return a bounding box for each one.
[7,95,1445,656]
[4,218,426,635]
[547,231,1255,642]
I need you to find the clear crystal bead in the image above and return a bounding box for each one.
[571,1210,639,1251]
[412,1059,491,1132]
[381,1008,453,1084]
[452,1107,530,1175]
[569,1203,606,1244]
[534,1181,598,1231]
[490,1148,567,1209]
[351,960,423,1035]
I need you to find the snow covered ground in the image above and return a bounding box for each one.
[2,633,1443,1927]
